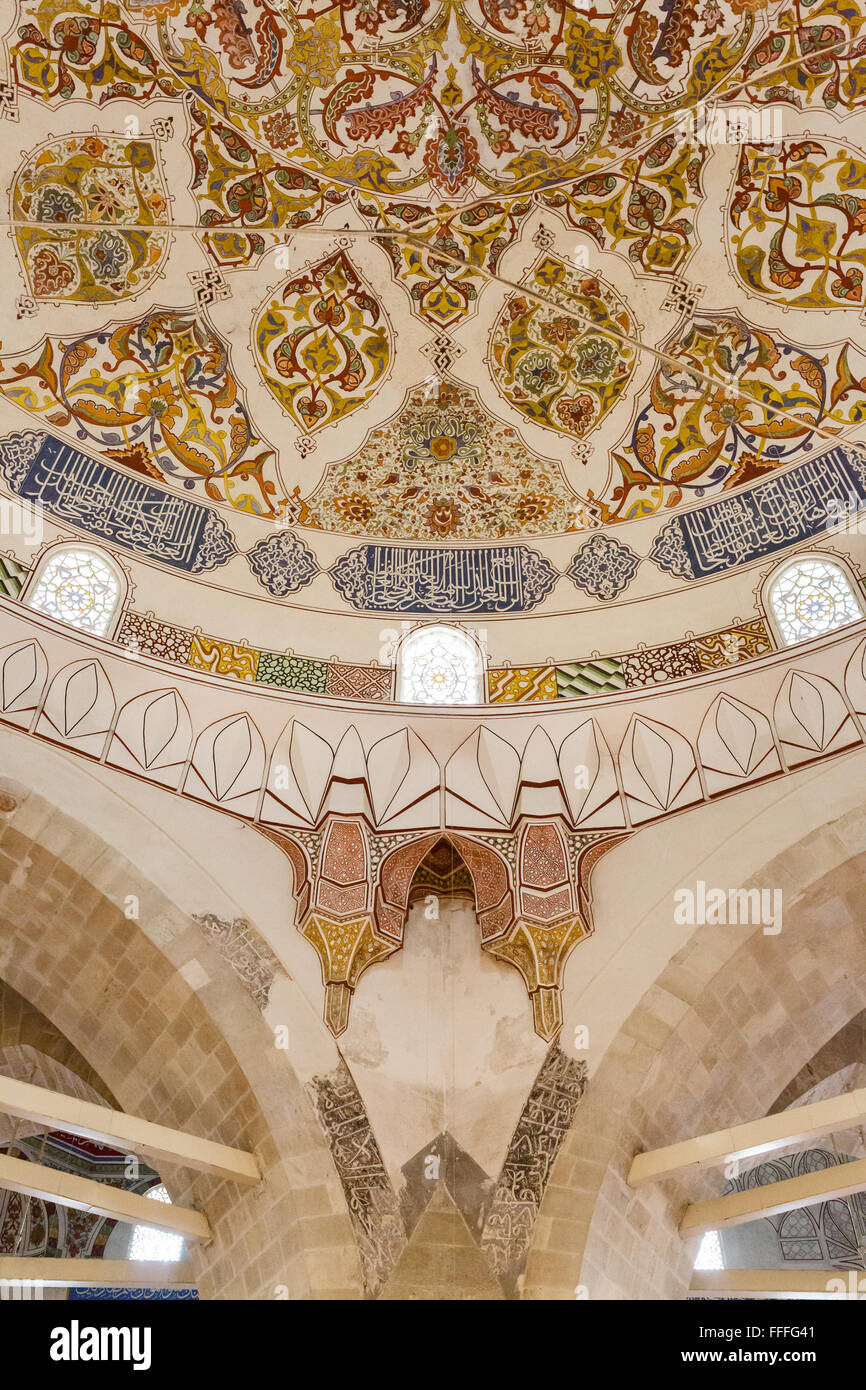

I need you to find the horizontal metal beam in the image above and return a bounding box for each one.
[0,1257,195,1289]
[680,1155,866,1236]
[0,1074,259,1186]
[691,1269,862,1299]
[629,1085,866,1187]
[0,1154,210,1244]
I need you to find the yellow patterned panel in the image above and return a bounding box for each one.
[487,667,558,703]
[188,634,260,682]
[694,621,772,671]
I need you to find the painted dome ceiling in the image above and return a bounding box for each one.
[0,0,864,700]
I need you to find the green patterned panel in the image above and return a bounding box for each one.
[556,658,626,699]
[0,553,27,598]
[256,651,327,693]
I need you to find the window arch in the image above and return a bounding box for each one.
[766,555,863,647]
[129,1184,185,1263]
[24,544,125,637]
[397,625,482,705]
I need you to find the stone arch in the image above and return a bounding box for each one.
[405,837,477,905]
[523,801,866,1300]
[773,1012,866,1112]
[0,1044,111,1148]
[0,787,364,1299]
[376,831,513,945]
[0,1041,166,1264]
[0,977,114,1106]
[0,1057,117,1194]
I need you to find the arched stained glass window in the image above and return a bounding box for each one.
[129,1184,184,1263]
[397,625,482,705]
[25,546,123,637]
[768,557,863,647]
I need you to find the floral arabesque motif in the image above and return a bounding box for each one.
[287,12,343,87]
[13,133,170,303]
[9,0,726,312]
[10,0,181,104]
[187,97,350,270]
[592,314,866,524]
[309,3,600,200]
[737,0,866,115]
[254,250,391,434]
[729,139,866,308]
[608,0,757,106]
[302,378,582,540]
[540,129,708,276]
[361,195,533,328]
[490,254,637,440]
[0,310,283,516]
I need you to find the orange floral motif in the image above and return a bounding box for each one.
[704,393,755,433]
[423,499,464,536]
[335,493,374,527]
[514,495,554,526]
[262,111,299,149]
[303,379,582,540]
